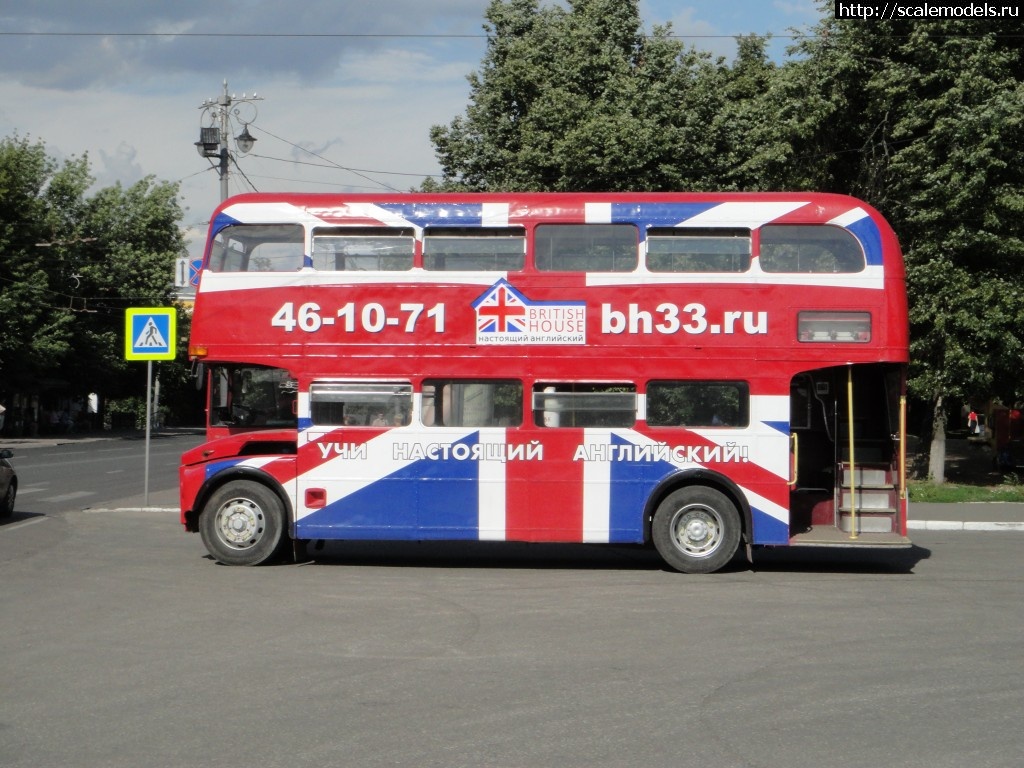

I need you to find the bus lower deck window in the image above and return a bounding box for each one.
[310,381,412,426]
[646,381,749,428]
[422,379,522,427]
[532,383,636,427]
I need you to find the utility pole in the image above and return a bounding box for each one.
[195,80,262,202]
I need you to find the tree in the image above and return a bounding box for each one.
[0,135,188,431]
[428,0,721,192]
[782,9,1024,480]
[69,176,187,399]
[0,137,90,391]
[698,35,785,191]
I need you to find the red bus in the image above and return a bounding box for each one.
[179,192,911,573]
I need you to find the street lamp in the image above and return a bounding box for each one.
[196,80,262,202]
[234,125,256,154]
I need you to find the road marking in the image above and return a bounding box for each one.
[15,485,47,495]
[84,507,178,513]
[2,517,47,532]
[40,491,95,504]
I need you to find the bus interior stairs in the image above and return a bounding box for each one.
[789,459,910,548]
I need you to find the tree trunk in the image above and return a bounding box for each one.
[928,394,947,483]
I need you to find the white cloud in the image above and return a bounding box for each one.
[0,1,823,258]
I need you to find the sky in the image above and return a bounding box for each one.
[0,1,822,260]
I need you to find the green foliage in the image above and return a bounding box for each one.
[908,480,1024,503]
[1,137,78,386]
[0,135,188,408]
[429,0,728,191]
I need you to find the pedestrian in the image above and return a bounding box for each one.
[967,409,979,435]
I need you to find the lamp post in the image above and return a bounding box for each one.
[196,80,262,202]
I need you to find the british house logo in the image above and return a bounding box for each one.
[472,279,586,346]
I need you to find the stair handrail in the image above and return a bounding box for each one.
[847,365,858,540]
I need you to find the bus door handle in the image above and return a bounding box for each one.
[788,433,799,488]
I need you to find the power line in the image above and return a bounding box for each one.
[252,125,405,193]
[2,30,1018,46]
[0,31,489,38]
[248,153,439,179]
[0,30,803,39]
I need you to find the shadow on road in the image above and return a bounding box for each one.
[215,539,932,575]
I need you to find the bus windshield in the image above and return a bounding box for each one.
[209,365,297,428]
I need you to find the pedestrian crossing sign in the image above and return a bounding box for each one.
[125,307,177,361]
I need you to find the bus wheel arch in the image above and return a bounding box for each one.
[198,476,291,566]
[646,472,748,574]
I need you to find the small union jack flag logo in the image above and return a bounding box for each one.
[474,280,527,334]
[472,279,586,346]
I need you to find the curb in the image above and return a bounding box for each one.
[908,520,1024,532]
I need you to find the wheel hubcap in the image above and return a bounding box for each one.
[216,498,265,550]
[671,505,722,557]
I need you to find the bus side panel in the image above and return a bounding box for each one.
[292,423,791,546]
[295,426,476,540]
[505,429,584,543]
[502,429,655,545]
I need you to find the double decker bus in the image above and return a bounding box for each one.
[179,191,911,573]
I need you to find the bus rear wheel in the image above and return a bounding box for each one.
[652,486,741,574]
[199,480,288,566]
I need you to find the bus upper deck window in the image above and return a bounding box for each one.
[312,227,415,271]
[535,224,638,272]
[759,225,865,273]
[208,224,305,272]
[646,228,751,273]
[423,228,526,272]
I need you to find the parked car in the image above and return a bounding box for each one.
[1,448,16,518]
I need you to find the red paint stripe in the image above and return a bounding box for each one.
[504,430,584,542]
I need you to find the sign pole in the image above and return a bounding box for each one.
[144,360,152,507]
[124,307,176,509]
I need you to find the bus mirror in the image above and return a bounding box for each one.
[192,362,205,389]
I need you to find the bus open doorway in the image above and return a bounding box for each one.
[788,364,910,547]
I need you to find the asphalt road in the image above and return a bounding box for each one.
[3,430,202,512]
[2,433,1023,767]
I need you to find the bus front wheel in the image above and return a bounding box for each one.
[652,487,741,574]
[199,480,288,566]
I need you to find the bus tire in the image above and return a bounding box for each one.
[199,480,288,566]
[652,486,741,574]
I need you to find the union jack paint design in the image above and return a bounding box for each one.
[292,424,790,546]
[183,192,910,565]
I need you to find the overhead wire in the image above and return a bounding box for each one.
[1,30,1020,41]
[251,125,405,193]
